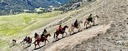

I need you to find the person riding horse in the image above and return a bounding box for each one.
[41,29,47,37]
[84,14,99,28]
[70,19,83,34]
[34,32,51,48]
[86,14,93,23]
[54,25,68,40]
[41,29,48,42]
[57,25,63,33]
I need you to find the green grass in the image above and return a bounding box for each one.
[0,11,62,51]
[0,11,61,36]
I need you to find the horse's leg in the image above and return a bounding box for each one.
[62,33,64,38]
[37,41,40,47]
[70,26,72,34]
[68,28,71,34]
[56,34,58,40]
[34,41,37,49]
[84,21,87,28]
[35,44,36,49]
[65,32,68,35]
[88,21,91,27]
[47,39,49,43]
[92,18,95,25]
[44,40,46,45]
[89,21,92,27]
[72,27,75,33]
[84,21,86,26]
[78,25,81,31]
[86,22,88,28]
[54,33,57,40]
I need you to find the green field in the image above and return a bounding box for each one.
[0,11,62,51]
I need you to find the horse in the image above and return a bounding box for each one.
[33,33,41,48]
[69,20,83,34]
[34,33,51,49]
[54,25,69,40]
[20,36,32,45]
[84,15,99,28]
[41,33,51,45]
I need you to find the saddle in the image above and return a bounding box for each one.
[87,18,93,22]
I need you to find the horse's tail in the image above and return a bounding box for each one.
[54,32,56,39]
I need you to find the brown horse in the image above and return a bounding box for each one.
[34,33,51,48]
[69,20,83,34]
[54,25,68,40]
[84,15,99,28]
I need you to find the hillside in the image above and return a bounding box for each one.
[59,0,128,51]
[1,0,128,51]
[19,0,128,51]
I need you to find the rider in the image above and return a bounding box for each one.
[87,14,93,22]
[34,32,40,40]
[74,19,78,28]
[12,39,16,46]
[24,36,28,42]
[27,36,32,43]
[42,29,47,36]
[41,29,47,41]
[58,24,63,33]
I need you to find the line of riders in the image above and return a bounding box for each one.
[12,14,99,49]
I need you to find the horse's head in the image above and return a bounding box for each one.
[64,25,69,28]
[96,15,99,18]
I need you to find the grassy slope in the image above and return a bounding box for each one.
[0,11,62,50]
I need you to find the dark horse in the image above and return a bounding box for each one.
[34,33,51,48]
[20,36,32,45]
[54,25,68,40]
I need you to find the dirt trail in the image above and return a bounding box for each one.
[44,24,111,51]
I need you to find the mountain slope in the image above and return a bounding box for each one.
[60,0,128,51]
